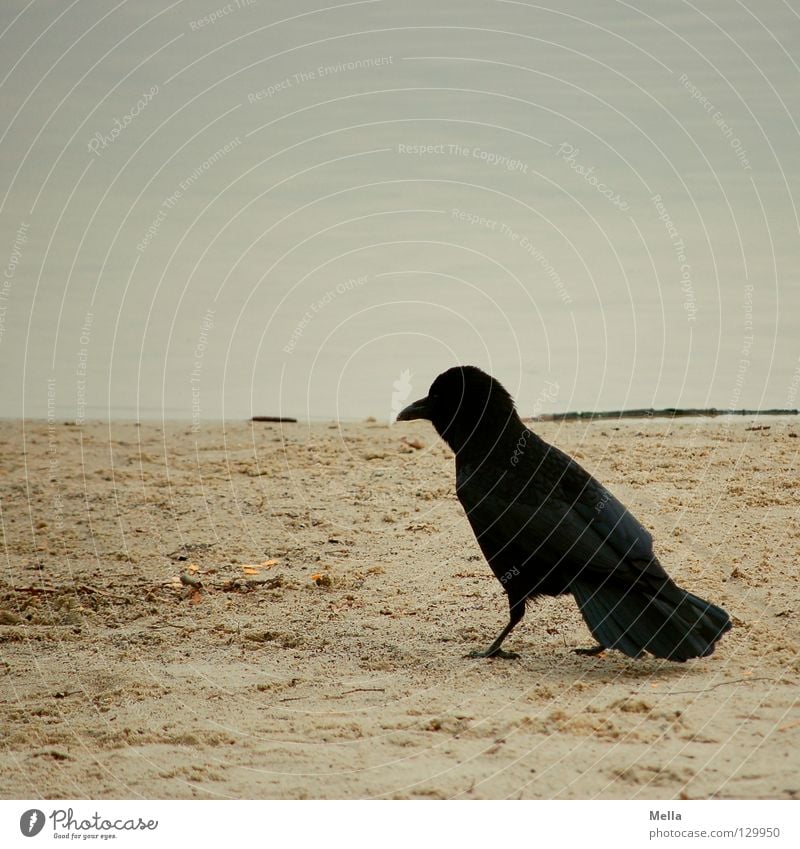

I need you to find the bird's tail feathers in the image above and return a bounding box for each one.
[571,576,731,661]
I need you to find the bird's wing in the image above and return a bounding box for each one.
[457,447,664,583]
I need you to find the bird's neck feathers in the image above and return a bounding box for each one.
[435,399,526,457]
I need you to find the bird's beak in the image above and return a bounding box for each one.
[396,396,431,422]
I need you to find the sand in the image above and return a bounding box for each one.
[1,416,798,799]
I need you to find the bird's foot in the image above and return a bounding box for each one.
[466,647,520,660]
[573,644,607,657]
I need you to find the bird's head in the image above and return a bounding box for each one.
[396,366,520,453]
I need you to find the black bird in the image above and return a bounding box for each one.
[396,366,731,661]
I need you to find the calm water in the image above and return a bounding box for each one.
[1,0,798,422]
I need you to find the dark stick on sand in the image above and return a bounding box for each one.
[528,408,799,422]
[251,416,298,423]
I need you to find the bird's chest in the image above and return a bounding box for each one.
[455,461,548,556]
[454,456,574,581]
[454,461,505,511]
[455,460,548,516]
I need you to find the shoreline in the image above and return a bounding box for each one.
[532,407,799,422]
[2,407,798,427]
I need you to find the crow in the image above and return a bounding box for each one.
[396,366,731,661]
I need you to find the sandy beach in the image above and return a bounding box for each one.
[1,417,798,799]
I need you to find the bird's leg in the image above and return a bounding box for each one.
[467,595,525,660]
[573,644,606,657]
